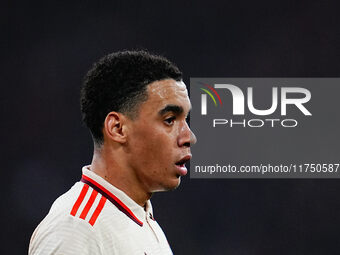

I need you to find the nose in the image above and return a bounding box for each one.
[178,121,197,147]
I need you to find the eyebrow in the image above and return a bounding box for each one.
[158,104,184,116]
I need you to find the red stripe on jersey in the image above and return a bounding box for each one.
[81,175,143,226]
[70,184,89,216]
[80,189,98,220]
[89,196,107,226]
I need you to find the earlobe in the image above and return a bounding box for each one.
[104,112,127,143]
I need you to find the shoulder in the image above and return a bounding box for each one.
[29,182,110,254]
[46,181,111,226]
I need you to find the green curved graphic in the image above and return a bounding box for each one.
[200,88,217,106]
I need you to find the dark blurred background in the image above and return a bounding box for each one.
[2,0,340,254]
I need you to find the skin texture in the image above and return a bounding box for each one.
[90,79,196,206]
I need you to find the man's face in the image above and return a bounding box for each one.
[126,79,196,192]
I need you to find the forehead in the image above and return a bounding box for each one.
[144,79,191,112]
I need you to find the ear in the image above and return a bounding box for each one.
[103,112,128,144]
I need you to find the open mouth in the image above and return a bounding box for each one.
[175,160,186,167]
[174,155,191,176]
[175,155,191,167]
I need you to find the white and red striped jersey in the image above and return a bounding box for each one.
[29,166,173,255]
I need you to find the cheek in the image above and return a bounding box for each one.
[128,121,178,165]
[130,128,161,160]
[139,134,175,167]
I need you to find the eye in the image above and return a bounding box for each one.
[164,116,176,126]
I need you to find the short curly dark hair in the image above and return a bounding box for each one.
[80,50,183,145]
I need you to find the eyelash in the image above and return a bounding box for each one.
[164,116,176,126]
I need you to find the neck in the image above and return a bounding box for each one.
[90,145,152,207]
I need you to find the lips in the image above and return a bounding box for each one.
[175,155,192,176]
[175,155,192,166]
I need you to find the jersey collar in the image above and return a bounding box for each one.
[81,166,153,227]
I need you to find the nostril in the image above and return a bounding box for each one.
[183,142,191,147]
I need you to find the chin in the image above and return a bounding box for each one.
[154,177,181,192]
[164,177,182,191]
